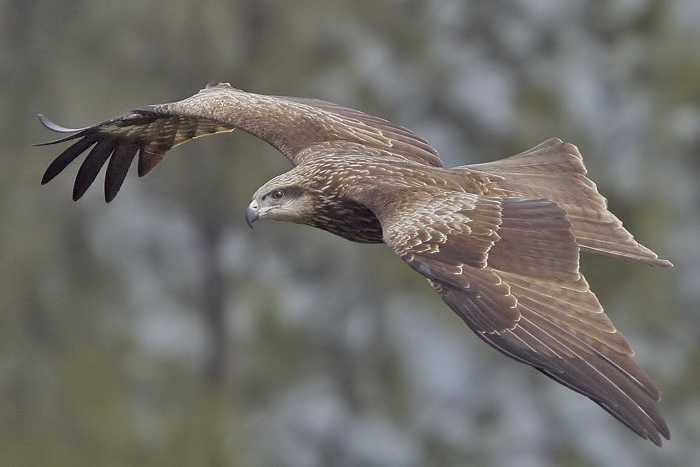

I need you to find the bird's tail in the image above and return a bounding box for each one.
[463,138,672,267]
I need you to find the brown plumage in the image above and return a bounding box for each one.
[38,83,672,445]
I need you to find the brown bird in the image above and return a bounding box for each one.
[38,83,672,445]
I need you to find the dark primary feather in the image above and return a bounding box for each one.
[38,84,672,445]
[37,83,441,202]
[38,108,236,200]
[104,143,139,202]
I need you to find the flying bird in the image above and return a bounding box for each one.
[38,83,672,445]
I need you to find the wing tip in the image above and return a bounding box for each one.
[137,149,164,177]
[40,170,53,186]
[104,191,118,203]
[35,114,89,147]
[644,418,670,447]
[37,113,73,132]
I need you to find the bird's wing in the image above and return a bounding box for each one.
[376,192,669,446]
[37,83,442,201]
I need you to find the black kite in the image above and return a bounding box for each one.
[38,83,672,445]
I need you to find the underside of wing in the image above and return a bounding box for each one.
[37,111,235,201]
[37,83,442,202]
[379,192,669,445]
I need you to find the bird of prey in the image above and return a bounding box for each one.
[38,83,672,445]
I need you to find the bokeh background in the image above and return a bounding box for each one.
[2,1,699,466]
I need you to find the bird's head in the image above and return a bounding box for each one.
[246,174,317,227]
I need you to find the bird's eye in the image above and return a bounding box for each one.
[270,189,284,200]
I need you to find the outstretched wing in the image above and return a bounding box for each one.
[37,83,442,201]
[377,192,669,446]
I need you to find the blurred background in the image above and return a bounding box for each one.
[2,0,699,466]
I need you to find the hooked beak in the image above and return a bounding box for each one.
[245,200,259,228]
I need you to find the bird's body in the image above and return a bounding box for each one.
[264,154,487,243]
[38,83,672,445]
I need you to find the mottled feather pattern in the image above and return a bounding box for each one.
[162,84,443,167]
[382,191,487,258]
[38,84,672,445]
[469,139,671,267]
[385,190,668,443]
